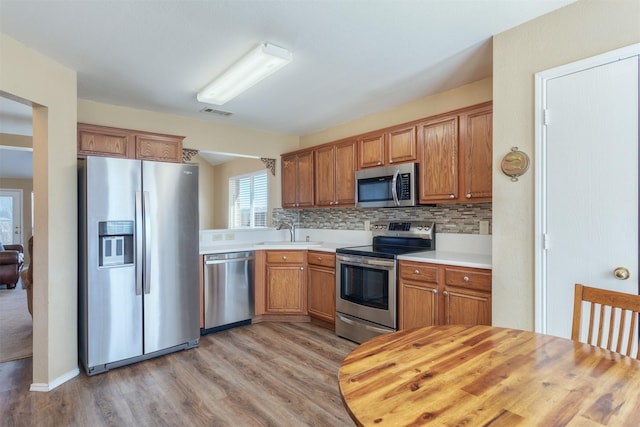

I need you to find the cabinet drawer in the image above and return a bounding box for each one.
[307,251,335,268]
[266,250,305,264]
[399,261,439,282]
[445,267,491,292]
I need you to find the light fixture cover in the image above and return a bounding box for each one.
[197,43,292,105]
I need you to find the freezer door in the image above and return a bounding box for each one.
[142,161,199,354]
[79,156,143,368]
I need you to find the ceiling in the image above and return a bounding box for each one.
[0,0,576,141]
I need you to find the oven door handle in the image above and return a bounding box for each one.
[337,314,393,335]
[337,256,395,269]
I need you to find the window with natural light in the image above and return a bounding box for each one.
[228,171,268,228]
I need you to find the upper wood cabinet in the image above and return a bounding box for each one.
[315,139,357,207]
[78,123,184,163]
[417,116,459,202]
[417,102,492,204]
[460,104,493,201]
[282,150,315,208]
[358,125,417,169]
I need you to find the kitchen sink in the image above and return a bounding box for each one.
[258,241,323,246]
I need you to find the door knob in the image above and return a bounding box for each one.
[614,267,630,280]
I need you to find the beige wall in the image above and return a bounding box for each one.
[300,78,492,147]
[212,157,276,229]
[492,0,640,330]
[77,100,295,221]
[187,154,216,229]
[78,99,299,159]
[1,33,78,387]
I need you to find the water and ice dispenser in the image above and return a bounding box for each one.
[98,221,134,267]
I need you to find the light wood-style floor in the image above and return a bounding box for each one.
[0,322,358,427]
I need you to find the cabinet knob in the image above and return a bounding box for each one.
[300,267,304,271]
[329,201,334,205]
[335,201,339,205]
[414,269,420,275]
[466,193,472,199]
[377,161,382,165]
[282,256,287,260]
[317,257,322,261]
[463,276,470,282]
[443,291,449,296]
[432,289,438,294]
[389,160,393,163]
[449,194,455,199]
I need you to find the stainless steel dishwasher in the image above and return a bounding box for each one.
[202,251,255,334]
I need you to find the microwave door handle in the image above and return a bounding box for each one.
[391,168,400,206]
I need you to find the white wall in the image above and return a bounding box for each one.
[492,0,640,330]
[0,33,78,388]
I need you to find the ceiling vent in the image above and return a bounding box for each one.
[200,107,233,117]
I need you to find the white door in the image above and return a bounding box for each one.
[0,189,23,245]
[536,48,639,340]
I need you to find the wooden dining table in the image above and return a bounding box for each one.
[338,325,640,426]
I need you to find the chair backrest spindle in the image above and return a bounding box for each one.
[572,283,640,359]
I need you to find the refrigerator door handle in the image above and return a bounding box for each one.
[143,191,152,295]
[135,191,143,296]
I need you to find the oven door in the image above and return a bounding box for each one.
[336,254,396,329]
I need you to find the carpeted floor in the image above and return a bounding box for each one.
[0,286,33,362]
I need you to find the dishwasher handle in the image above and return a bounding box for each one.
[205,251,255,264]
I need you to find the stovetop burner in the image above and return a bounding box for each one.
[336,221,435,259]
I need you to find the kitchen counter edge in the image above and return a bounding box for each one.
[200,244,491,270]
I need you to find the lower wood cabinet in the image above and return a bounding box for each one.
[398,260,491,329]
[265,250,307,314]
[307,251,336,324]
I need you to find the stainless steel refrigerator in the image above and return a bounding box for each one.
[78,156,199,375]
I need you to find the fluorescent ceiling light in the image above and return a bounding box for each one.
[197,43,292,105]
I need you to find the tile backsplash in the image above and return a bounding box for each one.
[273,203,492,234]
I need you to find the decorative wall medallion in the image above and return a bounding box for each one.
[182,148,199,163]
[261,157,276,176]
[501,147,530,182]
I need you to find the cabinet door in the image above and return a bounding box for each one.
[266,265,306,313]
[281,154,298,208]
[78,124,131,159]
[296,151,315,208]
[461,105,492,201]
[308,264,336,323]
[387,125,417,165]
[135,133,183,163]
[334,140,357,206]
[418,116,459,203]
[443,287,491,325]
[399,280,438,330]
[358,134,385,169]
[314,145,336,207]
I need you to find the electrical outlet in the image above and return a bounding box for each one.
[364,220,371,230]
[479,221,490,235]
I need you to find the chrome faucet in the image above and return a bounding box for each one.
[276,221,296,242]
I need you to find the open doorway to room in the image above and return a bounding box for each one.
[0,95,34,364]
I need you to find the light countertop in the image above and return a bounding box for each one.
[200,241,491,269]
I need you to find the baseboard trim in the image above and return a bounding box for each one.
[30,367,80,392]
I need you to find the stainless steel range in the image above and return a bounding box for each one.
[335,221,435,343]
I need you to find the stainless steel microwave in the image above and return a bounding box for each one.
[355,163,419,208]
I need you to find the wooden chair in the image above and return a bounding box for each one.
[572,283,640,359]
